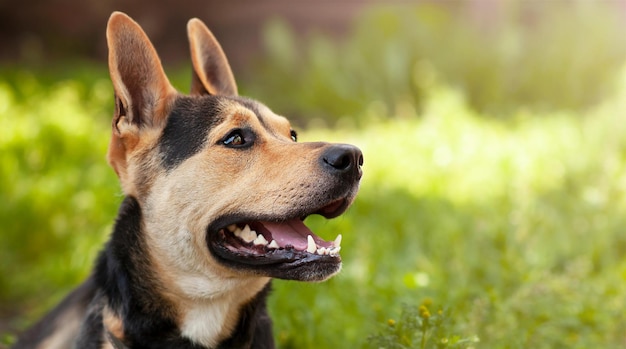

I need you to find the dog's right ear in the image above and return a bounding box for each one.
[187,18,238,96]
[106,12,176,185]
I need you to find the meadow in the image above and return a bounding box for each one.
[3,3,626,348]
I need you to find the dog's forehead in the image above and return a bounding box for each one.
[158,96,290,170]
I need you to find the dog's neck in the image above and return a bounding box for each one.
[177,277,271,347]
[94,196,274,348]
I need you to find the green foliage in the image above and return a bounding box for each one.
[267,76,626,347]
[4,5,626,348]
[0,66,119,326]
[248,3,626,125]
[365,300,479,349]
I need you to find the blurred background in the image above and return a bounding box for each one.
[3,0,626,348]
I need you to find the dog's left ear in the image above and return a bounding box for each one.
[106,12,177,190]
[187,18,238,96]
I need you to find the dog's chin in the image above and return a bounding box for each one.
[206,198,351,282]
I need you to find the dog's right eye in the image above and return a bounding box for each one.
[222,129,254,148]
[224,133,243,146]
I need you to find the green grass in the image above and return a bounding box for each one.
[3,67,626,348]
[0,69,119,330]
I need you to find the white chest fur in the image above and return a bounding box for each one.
[181,301,233,348]
[179,277,270,347]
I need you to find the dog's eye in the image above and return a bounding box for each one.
[290,130,298,142]
[221,128,255,149]
[223,130,246,147]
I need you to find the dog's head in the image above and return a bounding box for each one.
[105,12,362,294]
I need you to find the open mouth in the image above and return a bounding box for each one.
[208,198,350,280]
[219,220,342,256]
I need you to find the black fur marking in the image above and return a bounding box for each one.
[159,96,225,170]
[92,196,198,348]
[73,292,106,349]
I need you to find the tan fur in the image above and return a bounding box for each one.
[101,341,115,349]
[102,306,125,341]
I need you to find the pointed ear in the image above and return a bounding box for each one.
[187,18,238,96]
[107,11,176,129]
[106,12,176,185]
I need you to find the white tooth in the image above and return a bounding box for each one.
[334,234,342,248]
[248,230,258,241]
[227,224,237,232]
[307,235,317,253]
[234,227,243,237]
[242,224,251,235]
[329,246,341,256]
[317,247,327,255]
[268,240,279,249]
[253,234,268,246]
[241,225,256,243]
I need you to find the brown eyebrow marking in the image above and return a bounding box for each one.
[230,97,266,126]
[227,96,292,139]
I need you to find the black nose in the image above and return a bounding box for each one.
[321,144,363,180]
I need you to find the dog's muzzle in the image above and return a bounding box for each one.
[207,143,363,282]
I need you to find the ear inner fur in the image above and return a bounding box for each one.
[106,12,176,127]
[187,18,238,96]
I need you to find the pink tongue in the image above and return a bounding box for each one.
[256,220,329,250]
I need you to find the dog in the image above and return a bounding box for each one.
[13,11,362,349]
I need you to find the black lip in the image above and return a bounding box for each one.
[313,198,350,219]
